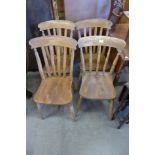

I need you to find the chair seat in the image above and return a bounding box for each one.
[33,76,73,105]
[80,72,116,99]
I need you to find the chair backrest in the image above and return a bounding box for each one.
[78,36,126,74]
[75,19,113,38]
[29,36,77,80]
[38,20,75,37]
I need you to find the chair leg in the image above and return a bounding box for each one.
[36,103,45,119]
[108,99,114,120]
[76,96,82,115]
[69,102,76,121]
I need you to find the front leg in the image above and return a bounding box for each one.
[76,96,82,115]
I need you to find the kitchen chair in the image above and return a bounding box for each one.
[38,20,75,74]
[77,36,126,120]
[75,19,113,71]
[29,36,77,120]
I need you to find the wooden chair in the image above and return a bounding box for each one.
[75,19,113,71]
[38,20,75,74]
[77,36,126,120]
[29,36,77,120]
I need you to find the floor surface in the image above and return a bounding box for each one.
[26,72,129,155]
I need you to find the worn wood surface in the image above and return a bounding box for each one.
[33,77,73,104]
[80,72,116,99]
[77,36,126,118]
[29,36,77,105]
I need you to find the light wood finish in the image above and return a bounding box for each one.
[76,96,82,114]
[103,47,111,72]
[79,72,116,99]
[29,36,77,119]
[77,36,126,118]
[38,20,75,74]
[33,77,73,104]
[76,19,113,71]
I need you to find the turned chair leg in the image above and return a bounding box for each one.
[69,102,76,121]
[36,103,45,119]
[76,96,82,115]
[108,99,114,120]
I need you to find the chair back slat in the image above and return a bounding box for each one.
[89,46,93,72]
[38,20,75,38]
[99,28,103,35]
[41,46,51,77]
[49,45,56,76]
[58,28,61,36]
[63,47,67,77]
[103,47,111,72]
[34,49,45,80]
[64,29,67,37]
[45,46,51,62]
[78,36,126,74]
[47,29,51,36]
[53,28,56,36]
[96,46,102,73]
[42,31,45,36]
[29,36,77,79]
[84,28,87,37]
[85,47,88,54]
[110,53,119,74]
[89,28,92,36]
[80,48,86,73]
[94,27,97,35]
[78,30,81,38]
[56,46,61,76]
[70,49,75,78]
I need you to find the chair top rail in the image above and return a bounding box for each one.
[78,36,126,50]
[38,20,75,31]
[29,36,77,49]
[75,19,112,29]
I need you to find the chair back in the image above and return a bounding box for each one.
[78,36,126,74]
[29,36,77,79]
[75,19,112,38]
[38,20,75,37]
[76,19,113,55]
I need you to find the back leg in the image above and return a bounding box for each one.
[69,102,77,121]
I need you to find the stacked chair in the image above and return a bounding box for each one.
[29,19,126,121]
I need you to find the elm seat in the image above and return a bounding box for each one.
[33,76,72,105]
[80,72,116,100]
